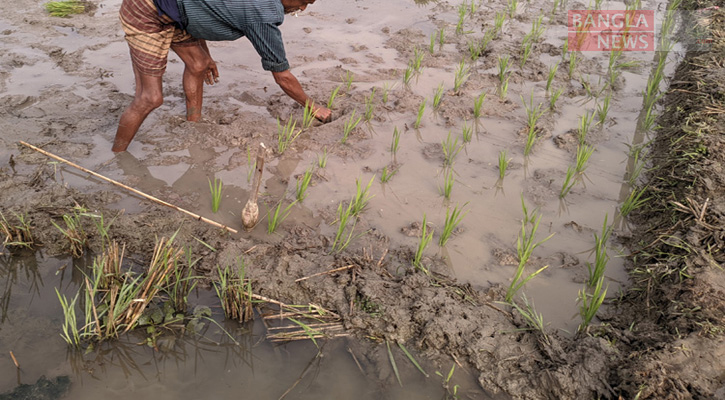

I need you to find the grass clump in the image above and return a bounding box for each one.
[45,0,85,17]
[214,260,253,323]
[1,212,34,250]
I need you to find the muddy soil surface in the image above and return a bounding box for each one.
[1,0,724,399]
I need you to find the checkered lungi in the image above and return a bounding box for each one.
[119,0,198,76]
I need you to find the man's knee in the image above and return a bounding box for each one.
[185,56,212,76]
[135,91,163,112]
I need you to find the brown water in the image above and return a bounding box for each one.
[0,0,683,397]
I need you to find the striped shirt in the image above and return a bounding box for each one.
[177,0,289,72]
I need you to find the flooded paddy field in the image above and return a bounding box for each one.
[1,0,723,398]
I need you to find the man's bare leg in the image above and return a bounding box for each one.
[172,41,217,122]
[112,65,164,152]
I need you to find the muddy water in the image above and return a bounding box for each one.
[1,252,464,399]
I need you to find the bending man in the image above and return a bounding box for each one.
[113,0,331,152]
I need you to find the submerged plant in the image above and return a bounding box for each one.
[577,111,594,144]
[522,91,544,156]
[403,64,415,86]
[342,70,354,91]
[596,92,611,125]
[549,88,563,110]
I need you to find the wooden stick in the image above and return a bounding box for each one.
[9,351,18,368]
[18,141,238,234]
[295,265,356,282]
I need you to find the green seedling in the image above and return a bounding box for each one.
[413,214,434,274]
[364,88,376,122]
[552,0,560,14]
[511,294,550,344]
[403,64,415,86]
[296,167,314,202]
[433,83,444,110]
[327,85,341,109]
[546,62,559,92]
[1,212,34,249]
[568,51,578,78]
[429,32,436,54]
[619,187,650,217]
[453,60,470,94]
[390,126,401,155]
[577,111,594,144]
[51,207,88,258]
[341,110,362,144]
[438,27,446,48]
[596,92,611,125]
[505,201,553,302]
[480,29,495,53]
[473,92,486,119]
[412,47,425,73]
[529,15,545,42]
[455,4,466,35]
[498,149,511,180]
[521,91,544,156]
[414,99,426,129]
[578,276,607,332]
[351,176,375,217]
[442,131,462,167]
[332,199,357,253]
[461,120,473,143]
[214,261,253,323]
[507,0,518,17]
[560,166,577,198]
[494,11,506,35]
[549,88,563,110]
[469,0,477,16]
[45,0,85,17]
[500,77,510,100]
[520,40,533,68]
[381,166,398,183]
[342,70,354,91]
[318,147,328,168]
[439,203,468,246]
[435,364,460,399]
[277,117,301,154]
[398,342,428,377]
[386,340,402,387]
[56,289,81,347]
[267,200,297,234]
[575,144,595,175]
[441,168,455,199]
[587,215,611,287]
[382,81,396,103]
[497,55,510,92]
[208,177,223,213]
[302,100,315,130]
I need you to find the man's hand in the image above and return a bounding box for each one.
[205,60,219,85]
[312,105,332,123]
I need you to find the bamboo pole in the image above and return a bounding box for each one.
[18,141,238,234]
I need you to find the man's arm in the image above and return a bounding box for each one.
[272,70,332,122]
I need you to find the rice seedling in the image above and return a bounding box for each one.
[267,199,297,234]
[390,126,401,155]
[619,187,650,217]
[382,81,396,103]
[520,40,533,68]
[473,92,486,119]
[364,88,376,122]
[327,85,341,109]
[51,206,88,258]
[331,199,357,253]
[317,147,328,168]
[441,168,455,199]
[498,149,511,180]
[577,111,594,145]
[435,364,460,398]
[594,0,604,9]
[45,0,85,17]
[499,78,510,100]
[455,4,467,35]
[402,64,415,86]
[469,40,481,61]
[341,110,362,144]
[341,70,354,91]
[586,215,611,287]
[441,131,462,167]
[413,214,434,274]
[549,88,563,110]
[350,176,375,216]
[453,60,470,94]
[386,340,403,387]
[208,177,223,213]
[568,51,578,78]
[641,102,658,132]
[214,261,253,322]
[439,203,468,246]
[277,117,301,154]
[480,29,495,53]
[497,55,510,98]
[398,342,428,377]
[529,15,545,42]
[0,212,34,249]
[627,144,649,185]
[505,202,552,302]
[414,99,426,129]
[552,0,560,14]
[596,92,611,125]
[559,166,577,198]
[546,62,559,92]
[507,0,518,17]
[432,83,444,110]
[380,166,397,183]
[302,100,315,130]
[412,47,425,74]
[166,247,200,313]
[296,167,314,202]
[578,276,607,332]
[521,91,544,156]
[56,289,81,347]
[511,294,550,344]
[575,144,595,175]
[438,27,445,48]
[494,11,506,35]
[461,120,473,143]
[562,37,569,58]
[469,0,477,16]
[429,32,436,54]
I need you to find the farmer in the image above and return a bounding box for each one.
[112,0,331,152]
